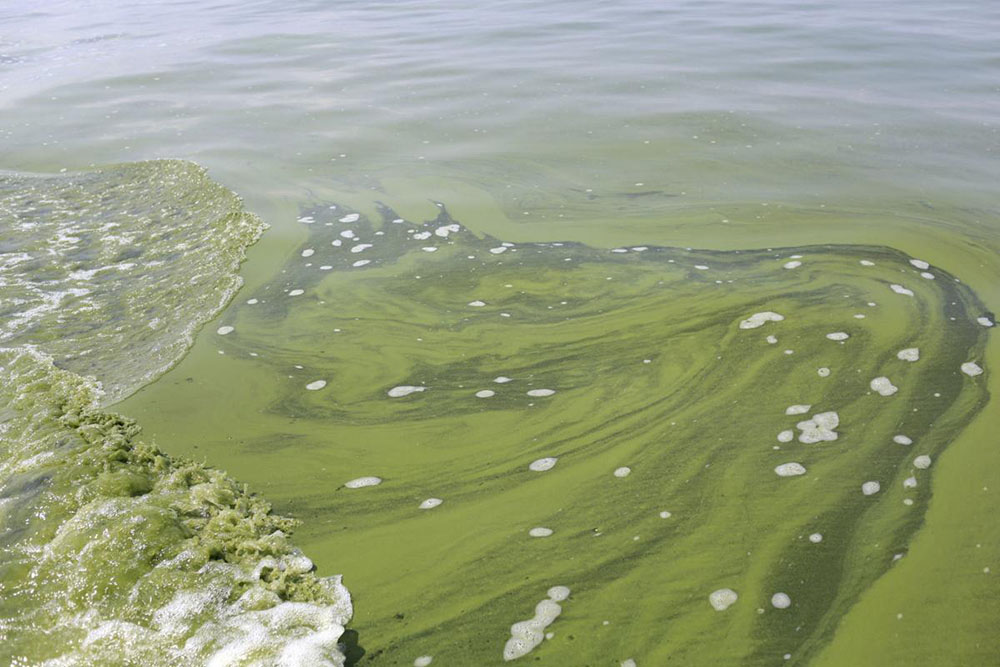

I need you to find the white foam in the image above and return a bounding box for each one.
[414,657,434,667]
[870,377,898,396]
[903,476,918,489]
[332,239,343,246]
[345,476,382,489]
[339,213,360,223]
[468,300,486,307]
[622,660,637,667]
[694,265,709,270]
[613,466,632,478]
[502,588,569,661]
[909,259,930,270]
[298,216,315,224]
[739,311,784,329]
[961,361,983,377]
[547,586,570,601]
[659,511,672,519]
[920,272,934,280]
[419,498,443,510]
[529,457,558,472]
[421,247,438,252]
[339,230,356,239]
[529,527,553,538]
[826,332,849,341]
[527,389,555,397]
[350,243,372,253]
[771,593,791,609]
[494,376,513,383]
[785,404,811,415]
[435,224,460,237]
[890,284,914,297]
[913,455,931,469]
[305,380,327,391]
[766,335,778,344]
[977,316,995,327]
[288,289,304,296]
[893,435,913,445]
[809,533,823,543]
[301,249,315,258]
[217,326,234,336]
[490,247,508,254]
[817,367,831,377]
[897,348,920,362]
[475,390,495,398]
[862,481,881,496]
[777,430,794,443]
[709,588,738,611]
[246,299,259,305]
[388,385,425,397]
[796,411,839,443]
[775,462,806,477]
[783,261,802,269]
[860,260,875,266]
[352,260,371,268]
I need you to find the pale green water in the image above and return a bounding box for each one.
[2,1,999,665]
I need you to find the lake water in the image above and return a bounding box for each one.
[1,1,998,665]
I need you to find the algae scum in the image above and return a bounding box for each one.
[1,164,993,665]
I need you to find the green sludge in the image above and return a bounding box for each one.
[120,203,991,664]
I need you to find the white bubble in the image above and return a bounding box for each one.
[695,264,709,270]
[809,533,823,543]
[475,390,495,398]
[301,248,315,257]
[777,430,794,443]
[870,377,898,396]
[350,243,373,253]
[622,660,637,667]
[766,335,778,344]
[216,326,234,335]
[903,476,917,489]
[339,213,360,223]
[785,404,811,415]
[298,215,315,223]
[977,316,995,327]
[413,231,432,240]
[860,260,875,266]
[817,367,831,377]
[913,455,932,469]
[739,311,784,329]
[494,376,513,383]
[246,298,259,305]
[796,411,839,443]
[345,476,381,489]
[771,593,791,609]
[414,656,433,667]
[489,247,508,254]
[529,457,558,472]
[547,586,570,601]
[783,261,802,269]
[909,259,930,270]
[613,466,632,478]
[826,332,849,341]
[897,348,920,362]
[529,527,553,538]
[419,498,443,510]
[388,385,425,397]
[775,462,806,477]
[890,284,914,297]
[468,300,486,307]
[893,435,913,445]
[961,361,983,377]
[435,224,460,237]
[862,481,881,496]
[659,511,672,519]
[288,289,304,296]
[421,247,438,252]
[709,588,738,611]
[527,389,555,397]
[920,272,935,280]
[305,380,327,391]
[352,259,371,267]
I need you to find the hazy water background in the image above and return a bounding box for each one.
[3,0,1000,664]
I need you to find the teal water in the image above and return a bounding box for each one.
[1,1,999,665]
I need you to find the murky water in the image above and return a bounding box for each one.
[2,1,998,665]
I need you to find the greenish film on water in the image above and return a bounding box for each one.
[1,1,998,665]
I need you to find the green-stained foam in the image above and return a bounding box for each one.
[0,162,351,665]
[123,202,990,664]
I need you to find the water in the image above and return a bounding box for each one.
[1,1,998,664]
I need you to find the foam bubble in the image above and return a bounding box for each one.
[529,527,553,537]
[547,586,570,601]
[468,300,486,307]
[622,660,637,667]
[977,316,995,327]
[783,261,802,269]
[894,435,913,445]
[870,377,898,396]
[305,380,327,391]
[961,361,983,377]
[339,213,360,223]
[817,367,831,377]
[475,390,495,398]
[860,260,875,266]
[909,259,930,270]
[529,457,558,472]
[246,299,259,305]
[897,348,920,362]
[775,462,806,477]
[413,231,432,240]
[739,311,784,329]
[809,533,823,543]
[796,411,839,443]
[494,376,513,383]
[502,588,569,661]
[659,511,672,519]
[913,455,931,469]
[388,385,425,397]
[771,593,791,609]
[920,272,935,280]
[890,284,914,297]
[490,247,508,254]
[288,289,305,296]
[345,476,382,489]
[862,481,881,496]
[298,215,315,223]
[352,260,371,267]
[419,498,443,510]
[613,466,632,478]
[766,335,778,344]
[301,249,315,257]
[216,326,234,336]
[695,265,709,270]
[826,332,849,341]
[785,404,811,415]
[435,224,460,237]
[350,243,372,253]
[527,389,556,397]
[414,657,434,667]
[709,588,738,611]
[777,430,794,443]
[421,247,438,252]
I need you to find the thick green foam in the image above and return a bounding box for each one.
[122,203,990,664]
